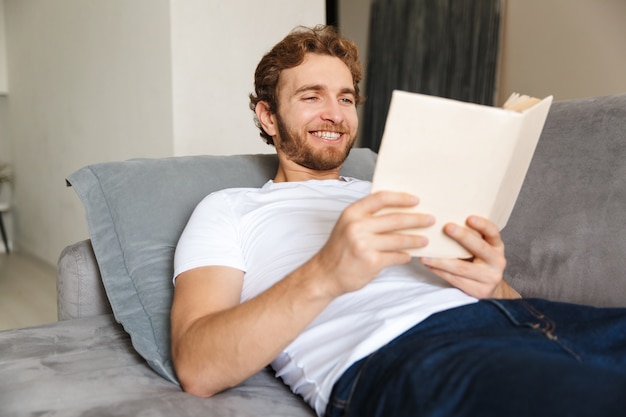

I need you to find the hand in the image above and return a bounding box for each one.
[311,191,434,298]
[419,215,518,299]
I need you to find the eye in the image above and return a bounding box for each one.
[340,97,355,105]
[303,96,319,102]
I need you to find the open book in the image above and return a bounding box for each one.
[371,90,553,258]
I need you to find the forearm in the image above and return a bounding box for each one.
[173,261,334,397]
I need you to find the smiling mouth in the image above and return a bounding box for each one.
[311,130,342,141]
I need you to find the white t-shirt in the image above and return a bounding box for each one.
[174,178,476,416]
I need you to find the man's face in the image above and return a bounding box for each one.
[271,53,359,171]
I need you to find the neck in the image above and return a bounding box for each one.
[273,155,342,182]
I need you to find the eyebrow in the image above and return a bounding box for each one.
[294,84,356,97]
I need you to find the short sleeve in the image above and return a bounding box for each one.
[173,192,246,281]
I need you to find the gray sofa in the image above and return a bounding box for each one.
[1,93,625,416]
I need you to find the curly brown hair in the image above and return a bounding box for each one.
[249,25,363,146]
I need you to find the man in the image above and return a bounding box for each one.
[171,25,626,417]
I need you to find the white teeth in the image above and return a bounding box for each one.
[312,131,341,140]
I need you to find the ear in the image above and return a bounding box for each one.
[255,101,277,137]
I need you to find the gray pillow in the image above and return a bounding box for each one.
[67,148,377,383]
[502,93,626,307]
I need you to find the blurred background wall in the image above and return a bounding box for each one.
[0,0,624,266]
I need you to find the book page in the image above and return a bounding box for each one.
[502,93,541,112]
[371,91,553,258]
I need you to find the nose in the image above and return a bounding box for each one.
[320,99,344,124]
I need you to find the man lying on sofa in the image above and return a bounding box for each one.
[170,25,626,417]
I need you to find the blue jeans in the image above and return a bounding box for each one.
[325,299,626,417]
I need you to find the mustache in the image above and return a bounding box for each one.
[308,123,351,133]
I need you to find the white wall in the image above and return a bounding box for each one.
[3,0,325,265]
[0,0,9,198]
[0,0,7,93]
[497,0,626,103]
[0,96,7,161]
[171,0,325,156]
[0,2,8,252]
[0,95,10,252]
[4,0,173,263]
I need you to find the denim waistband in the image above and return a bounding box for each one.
[326,298,594,416]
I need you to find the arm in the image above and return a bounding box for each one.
[420,215,521,299]
[171,264,336,397]
[171,191,433,397]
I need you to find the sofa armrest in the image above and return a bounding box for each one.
[57,239,113,320]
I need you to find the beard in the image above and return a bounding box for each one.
[274,114,356,171]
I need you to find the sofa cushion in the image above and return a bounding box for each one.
[66,149,377,384]
[501,93,626,306]
[0,315,315,416]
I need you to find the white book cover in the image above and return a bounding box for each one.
[371,90,553,258]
